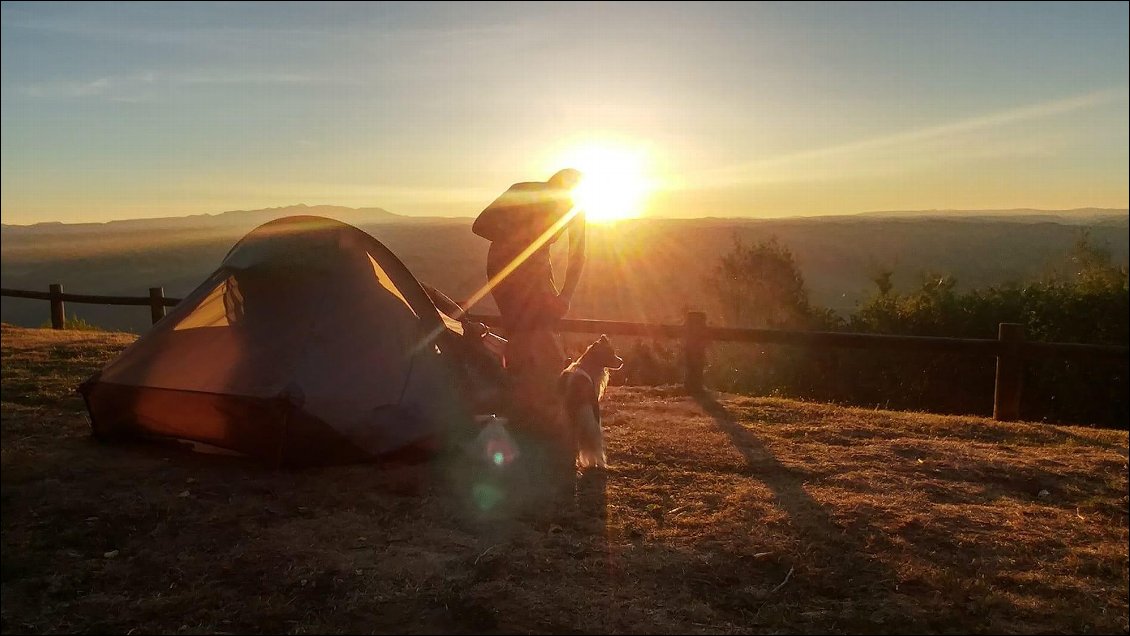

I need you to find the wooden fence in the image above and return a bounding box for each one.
[3,284,1127,422]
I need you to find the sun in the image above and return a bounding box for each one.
[550,142,653,222]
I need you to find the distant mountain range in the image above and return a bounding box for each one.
[2,205,1126,234]
[0,204,423,235]
[854,207,1128,225]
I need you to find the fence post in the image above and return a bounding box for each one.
[149,287,166,325]
[49,283,65,330]
[993,322,1024,421]
[684,311,707,393]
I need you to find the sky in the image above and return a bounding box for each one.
[1,1,1127,224]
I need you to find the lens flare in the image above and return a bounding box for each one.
[472,483,504,511]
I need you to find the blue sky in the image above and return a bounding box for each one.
[1,1,1127,223]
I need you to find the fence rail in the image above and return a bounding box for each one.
[3,284,1127,422]
[468,313,1127,361]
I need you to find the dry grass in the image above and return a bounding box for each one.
[2,324,1127,634]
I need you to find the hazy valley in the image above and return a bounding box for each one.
[3,205,1127,334]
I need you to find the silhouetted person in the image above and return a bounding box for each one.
[473,168,587,488]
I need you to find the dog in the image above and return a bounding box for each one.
[557,334,623,469]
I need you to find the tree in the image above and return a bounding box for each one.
[705,235,812,328]
[1064,229,1128,293]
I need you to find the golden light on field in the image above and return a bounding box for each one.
[552,142,653,222]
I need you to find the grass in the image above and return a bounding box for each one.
[35,315,104,332]
[2,324,1127,634]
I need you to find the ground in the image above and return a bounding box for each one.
[1,325,1127,634]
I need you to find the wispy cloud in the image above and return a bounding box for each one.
[18,77,115,98]
[2,9,332,48]
[1,6,529,53]
[170,178,498,210]
[17,70,354,100]
[279,183,499,208]
[683,87,1129,189]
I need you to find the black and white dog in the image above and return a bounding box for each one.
[558,335,624,469]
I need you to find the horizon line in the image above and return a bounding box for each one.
[2,203,1128,228]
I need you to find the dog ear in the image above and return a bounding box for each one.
[599,334,609,343]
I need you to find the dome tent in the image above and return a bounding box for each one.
[80,216,472,466]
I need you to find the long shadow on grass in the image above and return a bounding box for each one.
[692,391,928,629]
[697,392,1128,634]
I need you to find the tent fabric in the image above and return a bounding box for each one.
[80,215,471,466]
